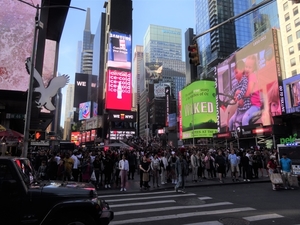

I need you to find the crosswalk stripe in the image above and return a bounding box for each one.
[98,190,177,198]
[109,207,255,225]
[114,202,233,216]
[198,197,212,200]
[184,222,223,225]
[111,200,176,208]
[106,193,196,202]
[243,213,284,221]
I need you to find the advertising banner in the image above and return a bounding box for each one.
[79,101,91,120]
[106,69,132,110]
[0,0,39,91]
[165,86,170,127]
[71,132,80,146]
[145,62,163,80]
[216,29,284,133]
[179,80,217,139]
[283,74,300,114]
[107,31,131,70]
[74,73,88,107]
[108,111,136,122]
[109,130,135,140]
[168,113,177,131]
[154,83,171,98]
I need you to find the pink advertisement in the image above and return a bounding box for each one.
[106,69,132,110]
[0,0,40,91]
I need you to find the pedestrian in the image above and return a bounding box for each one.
[174,153,188,193]
[280,153,294,190]
[160,152,168,185]
[204,152,215,179]
[267,155,278,190]
[139,155,151,190]
[215,150,226,183]
[64,152,74,181]
[168,151,178,184]
[103,152,114,189]
[228,149,240,182]
[241,151,251,182]
[151,153,160,188]
[119,154,129,191]
[190,151,199,182]
[127,151,136,180]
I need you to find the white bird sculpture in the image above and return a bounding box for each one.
[25,57,69,111]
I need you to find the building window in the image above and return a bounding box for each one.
[285,13,290,21]
[292,70,297,76]
[295,18,300,27]
[298,42,300,50]
[288,35,293,43]
[284,2,288,11]
[287,24,291,32]
[297,30,300,38]
[294,7,299,16]
[291,58,296,66]
[289,46,295,54]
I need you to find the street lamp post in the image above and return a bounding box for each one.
[19,0,85,157]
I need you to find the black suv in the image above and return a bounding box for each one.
[0,156,114,225]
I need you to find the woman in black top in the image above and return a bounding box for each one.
[139,155,150,189]
[215,150,226,183]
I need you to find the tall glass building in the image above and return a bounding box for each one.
[195,0,279,78]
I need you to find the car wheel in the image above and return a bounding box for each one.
[54,213,97,225]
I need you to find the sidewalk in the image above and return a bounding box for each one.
[96,173,271,194]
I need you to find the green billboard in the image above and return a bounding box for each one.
[179,80,217,139]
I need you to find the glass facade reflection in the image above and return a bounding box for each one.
[195,0,279,76]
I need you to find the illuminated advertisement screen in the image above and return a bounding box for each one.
[82,132,86,143]
[145,62,163,80]
[91,129,96,141]
[106,69,132,110]
[79,101,91,120]
[86,131,91,142]
[216,29,284,133]
[0,0,40,91]
[179,80,217,139]
[168,113,177,131]
[110,130,135,140]
[93,102,98,117]
[154,83,171,98]
[71,132,80,146]
[107,31,131,70]
[283,74,300,114]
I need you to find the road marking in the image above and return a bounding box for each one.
[106,193,196,202]
[243,213,284,221]
[114,202,233,215]
[109,207,255,225]
[111,200,176,208]
[98,190,177,198]
[184,222,223,225]
[198,197,212,200]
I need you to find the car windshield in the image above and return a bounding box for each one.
[13,158,36,185]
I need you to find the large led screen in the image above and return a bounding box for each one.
[0,0,40,91]
[216,29,284,133]
[79,101,91,120]
[106,69,132,111]
[283,74,300,114]
[179,80,217,139]
[107,31,131,70]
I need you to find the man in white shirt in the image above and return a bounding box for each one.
[190,151,198,183]
[119,154,129,191]
[71,150,81,181]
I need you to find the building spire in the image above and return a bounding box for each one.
[84,8,91,32]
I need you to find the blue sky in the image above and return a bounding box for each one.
[58,0,195,126]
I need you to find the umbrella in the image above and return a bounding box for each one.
[0,129,24,138]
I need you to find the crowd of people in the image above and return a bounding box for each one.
[26,140,295,192]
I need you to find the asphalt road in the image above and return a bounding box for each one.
[100,182,300,225]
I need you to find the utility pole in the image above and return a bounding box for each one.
[192,0,275,42]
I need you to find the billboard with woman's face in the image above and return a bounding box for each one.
[216,29,284,133]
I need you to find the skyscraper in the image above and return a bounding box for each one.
[80,8,95,75]
[133,45,144,109]
[195,0,279,78]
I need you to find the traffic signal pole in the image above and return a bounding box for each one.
[192,0,275,42]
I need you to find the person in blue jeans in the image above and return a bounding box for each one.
[174,154,188,193]
[280,153,294,189]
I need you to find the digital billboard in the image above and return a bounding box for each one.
[106,69,132,110]
[168,113,177,131]
[216,29,284,133]
[145,62,163,80]
[107,31,131,70]
[283,74,300,114]
[71,132,80,146]
[93,102,98,117]
[179,80,217,139]
[108,111,136,121]
[79,101,91,120]
[0,0,40,91]
[154,83,171,98]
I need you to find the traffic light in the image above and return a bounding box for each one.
[35,131,45,141]
[188,43,200,66]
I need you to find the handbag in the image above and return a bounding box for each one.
[142,172,149,182]
[90,170,96,182]
[270,173,283,184]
